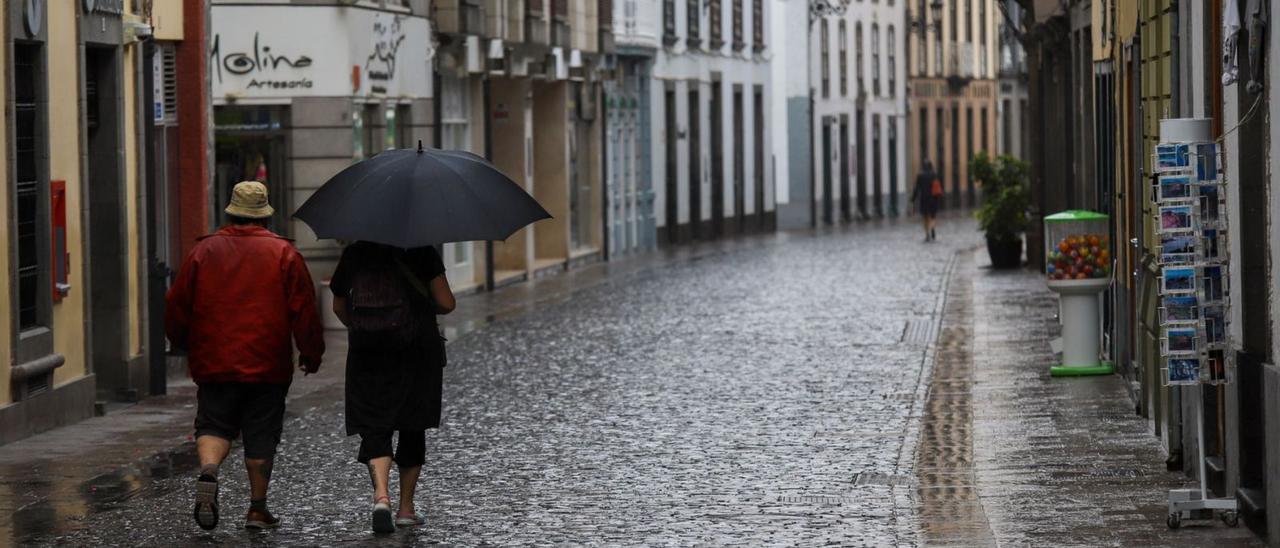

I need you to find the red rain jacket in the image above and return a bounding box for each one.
[165,225,325,384]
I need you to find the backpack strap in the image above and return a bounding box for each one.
[394,255,433,301]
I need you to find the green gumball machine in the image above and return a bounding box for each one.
[1044,210,1115,377]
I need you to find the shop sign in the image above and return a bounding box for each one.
[211,6,431,100]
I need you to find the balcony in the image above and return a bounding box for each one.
[947,42,975,88]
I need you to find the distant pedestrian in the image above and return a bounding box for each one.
[329,241,455,534]
[166,181,325,531]
[911,161,943,241]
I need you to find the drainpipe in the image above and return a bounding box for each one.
[483,75,496,291]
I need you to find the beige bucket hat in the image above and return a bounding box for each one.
[224,181,275,219]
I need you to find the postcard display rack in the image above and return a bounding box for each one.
[1044,210,1115,377]
[1155,118,1239,529]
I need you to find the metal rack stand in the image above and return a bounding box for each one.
[1166,386,1239,529]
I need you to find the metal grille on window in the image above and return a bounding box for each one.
[872,25,880,96]
[157,43,178,125]
[14,45,43,330]
[752,0,764,50]
[839,22,848,97]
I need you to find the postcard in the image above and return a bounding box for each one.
[1204,305,1227,345]
[1196,143,1218,182]
[1202,266,1225,302]
[1163,267,1196,293]
[1163,295,1199,323]
[1160,205,1194,231]
[1159,175,1193,201]
[1166,328,1198,354]
[1160,234,1196,264]
[1167,358,1201,384]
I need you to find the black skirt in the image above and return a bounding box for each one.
[345,334,444,436]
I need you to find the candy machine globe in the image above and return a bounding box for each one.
[1044,210,1115,376]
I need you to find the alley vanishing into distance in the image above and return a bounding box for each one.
[4,219,1260,546]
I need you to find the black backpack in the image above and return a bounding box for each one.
[345,255,424,350]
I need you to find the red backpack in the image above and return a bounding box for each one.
[930,178,944,197]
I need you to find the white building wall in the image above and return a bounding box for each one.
[651,0,774,235]
[809,1,907,219]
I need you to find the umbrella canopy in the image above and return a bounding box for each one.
[294,145,551,248]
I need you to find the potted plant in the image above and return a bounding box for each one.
[970,152,1031,269]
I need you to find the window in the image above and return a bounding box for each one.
[687,0,701,47]
[980,0,986,45]
[710,0,723,48]
[888,26,896,96]
[839,21,848,97]
[384,106,398,150]
[935,107,944,187]
[664,0,677,43]
[13,44,47,331]
[871,25,880,96]
[965,0,971,43]
[918,0,927,74]
[856,23,864,94]
[753,0,765,51]
[821,19,830,98]
[733,0,744,50]
[950,0,957,42]
[934,30,942,75]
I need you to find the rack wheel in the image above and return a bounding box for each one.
[1223,511,1239,528]
[1167,512,1181,529]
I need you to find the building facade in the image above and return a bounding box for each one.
[603,0,658,257]
[209,0,435,286]
[770,0,810,230]
[653,0,775,244]
[811,2,907,222]
[434,0,608,290]
[0,0,190,444]
[996,1,1027,161]
[906,0,999,210]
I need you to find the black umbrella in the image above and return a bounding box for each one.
[294,143,551,248]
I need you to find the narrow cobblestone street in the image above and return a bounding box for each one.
[3,218,1262,546]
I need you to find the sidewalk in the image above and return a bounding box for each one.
[0,227,798,546]
[913,248,1262,547]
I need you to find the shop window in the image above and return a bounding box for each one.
[14,44,48,331]
[363,104,381,159]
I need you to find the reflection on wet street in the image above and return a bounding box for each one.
[0,218,1264,546]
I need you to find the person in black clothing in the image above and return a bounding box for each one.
[330,242,456,533]
[911,160,941,241]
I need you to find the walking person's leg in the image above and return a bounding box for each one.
[394,430,427,526]
[241,383,289,530]
[358,432,397,533]
[192,383,240,530]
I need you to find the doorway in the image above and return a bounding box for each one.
[754,86,765,230]
[732,86,745,234]
[821,118,833,224]
[710,80,724,238]
[856,108,867,217]
[86,46,130,400]
[688,88,701,239]
[839,115,850,222]
[665,87,679,243]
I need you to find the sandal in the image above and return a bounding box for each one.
[395,512,425,527]
[372,496,395,533]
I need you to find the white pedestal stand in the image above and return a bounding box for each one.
[1166,386,1240,528]
[1047,278,1114,376]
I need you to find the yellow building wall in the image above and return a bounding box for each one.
[49,0,87,387]
[152,0,185,41]
[124,31,143,360]
[0,9,10,405]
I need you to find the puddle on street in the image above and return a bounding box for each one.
[914,251,997,546]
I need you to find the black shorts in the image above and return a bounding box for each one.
[194,382,289,460]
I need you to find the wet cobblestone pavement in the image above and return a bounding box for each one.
[4,217,1268,546]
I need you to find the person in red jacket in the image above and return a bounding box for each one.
[166,181,325,532]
